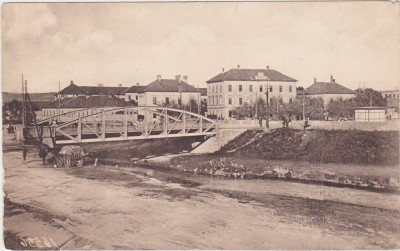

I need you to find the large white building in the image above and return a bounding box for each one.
[206,66,297,119]
[138,75,201,107]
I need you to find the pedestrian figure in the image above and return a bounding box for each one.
[39,145,48,165]
[22,146,27,164]
[304,118,311,130]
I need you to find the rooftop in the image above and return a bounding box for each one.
[206,67,297,83]
[47,95,131,109]
[59,81,129,96]
[141,78,199,93]
[305,76,356,95]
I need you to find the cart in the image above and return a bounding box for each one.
[56,145,86,168]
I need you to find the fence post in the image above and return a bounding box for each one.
[124,108,128,138]
[144,108,149,138]
[182,110,186,134]
[102,110,106,140]
[77,117,82,142]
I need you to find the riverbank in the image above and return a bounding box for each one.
[3,150,400,249]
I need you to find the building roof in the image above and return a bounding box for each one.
[59,83,86,95]
[206,68,297,83]
[141,79,199,93]
[80,86,128,96]
[305,79,356,95]
[46,95,131,109]
[124,85,146,93]
[59,82,129,96]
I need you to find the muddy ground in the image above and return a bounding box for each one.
[3,147,400,249]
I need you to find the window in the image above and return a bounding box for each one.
[249,97,254,104]
[270,86,273,92]
[249,85,253,92]
[220,85,222,93]
[228,98,232,105]
[215,85,218,93]
[289,98,293,103]
[165,97,170,105]
[153,97,157,105]
[289,86,292,93]
[216,96,219,105]
[228,85,232,92]
[128,95,132,100]
[260,86,263,92]
[279,85,282,92]
[239,85,242,92]
[212,86,214,93]
[239,98,243,105]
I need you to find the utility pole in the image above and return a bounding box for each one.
[197,85,200,115]
[255,91,258,119]
[179,83,182,110]
[265,83,269,129]
[58,81,61,116]
[21,74,25,129]
[21,74,26,142]
[302,91,305,121]
[276,94,279,116]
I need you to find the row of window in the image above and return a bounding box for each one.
[385,93,400,98]
[209,84,293,94]
[208,96,292,106]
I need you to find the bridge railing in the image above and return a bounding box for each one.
[34,106,217,145]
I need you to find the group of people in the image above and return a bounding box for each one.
[258,114,311,130]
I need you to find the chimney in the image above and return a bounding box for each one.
[70,80,74,85]
[136,83,139,86]
[222,68,225,72]
[175,75,182,83]
[330,75,334,83]
[182,75,188,83]
[157,74,162,82]
[118,84,122,87]
[98,83,104,87]
[266,66,270,70]
[237,65,240,69]
[314,78,317,83]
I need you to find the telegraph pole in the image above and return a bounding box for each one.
[58,81,61,116]
[265,83,269,129]
[302,91,305,121]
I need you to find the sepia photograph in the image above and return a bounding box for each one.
[1,1,400,249]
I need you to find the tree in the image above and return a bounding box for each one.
[354,88,386,107]
[2,99,39,125]
[327,99,356,120]
[231,102,255,119]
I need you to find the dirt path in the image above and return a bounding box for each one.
[3,151,400,249]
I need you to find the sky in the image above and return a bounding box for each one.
[2,2,399,93]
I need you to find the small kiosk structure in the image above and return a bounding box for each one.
[354,107,386,122]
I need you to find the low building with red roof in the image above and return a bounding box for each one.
[302,75,356,105]
[137,75,202,108]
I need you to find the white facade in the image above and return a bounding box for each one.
[138,92,201,107]
[122,92,140,102]
[306,93,356,106]
[207,80,296,119]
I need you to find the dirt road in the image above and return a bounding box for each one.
[3,150,400,249]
